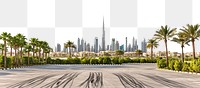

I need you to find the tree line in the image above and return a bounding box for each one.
[147,24,200,66]
[0,32,52,70]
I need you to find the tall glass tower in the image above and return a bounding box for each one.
[102,17,105,51]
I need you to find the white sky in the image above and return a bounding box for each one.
[1,0,200,53]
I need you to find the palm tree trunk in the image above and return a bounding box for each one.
[164,39,169,66]
[14,46,17,68]
[70,48,71,57]
[33,46,35,58]
[192,39,196,59]
[39,48,41,62]
[1,50,3,55]
[10,46,12,56]
[181,46,184,62]
[151,46,153,59]
[20,47,23,66]
[42,51,44,62]
[28,51,30,65]
[4,41,7,70]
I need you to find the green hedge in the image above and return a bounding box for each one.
[157,58,200,73]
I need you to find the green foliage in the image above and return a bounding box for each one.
[90,59,99,64]
[174,60,183,71]
[182,62,190,72]
[157,59,167,68]
[168,60,175,70]
[192,59,200,73]
[140,59,146,63]
[98,57,104,64]
[132,58,140,63]
[103,57,111,64]
[124,57,132,63]
[111,57,120,64]
[115,50,124,56]
[81,58,90,64]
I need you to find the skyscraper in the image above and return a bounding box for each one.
[102,17,106,51]
[115,41,119,50]
[77,38,80,52]
[132,37,135,52]
[86,43,90,52]
[94,37,98,53]
[56,43,61,52]
[107,45,109,51]
[120,44,124,51]
[141,39,147,53]
[81,38,84,51]
[125,37,127,52]
[111,38,115,51]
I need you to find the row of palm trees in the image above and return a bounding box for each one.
[147,24,200,66]
[0,32,52,69]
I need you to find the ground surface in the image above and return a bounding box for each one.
[0,63,200,88]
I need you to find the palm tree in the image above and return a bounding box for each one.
[23,44,32,65]
[16,33,27,66]
[7,35,14,56]
[180,24,200,59]
[0,44,4,55]
[0,32,11,69]
[135,49,143,58]
[154,25,176,66]
[64,41,75,57]
[172,32,190,62]
[12,36,20,67]
[41,41,48,62]
[146,39,159,59]
[29,38,38,58]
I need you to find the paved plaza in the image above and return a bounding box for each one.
[0,64,200,88]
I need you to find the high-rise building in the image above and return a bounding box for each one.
[107,45,109,51]
[81,38,84,51]
[120,44,124,51]
[84,41,86,51]
[102,17,106,51]
[86,43,90,52]
[115,41,119,50]
[125,37,127,52]
[56,43,61,52]
[99,45,102,52]
[128,44,131,52]
[77,38,80,52]
[141,39,147,53]
[91,46,94,52]
[111,38,115,51]
[132,37,135,52]
[94,37,98,53]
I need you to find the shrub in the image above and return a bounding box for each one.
[98,57,104,64]
[192,59,200,73]
[73,57,81,64]
[157,59,166,68]
[103,57,111,64]
[132,58,140,63]
[112,57,120,64]
[81,59,90,64]
[168,60,175,70]
[124,57,132,63]
[90,59,99,64]
[182,62,190,72]
[174,60,183,71]
[140,59,146,63]
[119,58,125,64]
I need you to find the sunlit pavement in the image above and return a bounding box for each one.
[0,64,200,88]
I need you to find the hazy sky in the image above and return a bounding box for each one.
[0,0,200,53]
